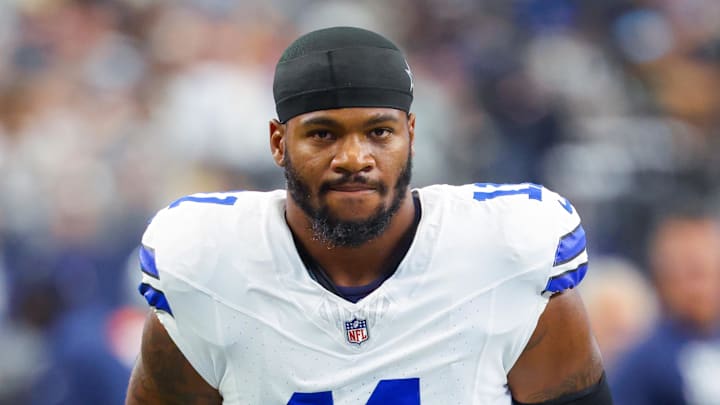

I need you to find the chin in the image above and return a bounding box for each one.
[324,194,383,214]
[327,205,382,223]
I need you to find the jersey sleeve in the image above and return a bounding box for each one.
[540,187,589,297]
[466,183,591,373]
[137,195,233,389]
[468,182,590,296]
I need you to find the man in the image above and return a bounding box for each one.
[126,27,611,404]
[610,212,720,405]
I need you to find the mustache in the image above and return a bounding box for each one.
[319,174,387,195]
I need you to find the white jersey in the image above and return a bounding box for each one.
[138,183,589,404]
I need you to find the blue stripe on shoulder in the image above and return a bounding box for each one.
[139,246,159,279]
[138,283,173,315]
[544,262,588,294]
[554,224,586,266]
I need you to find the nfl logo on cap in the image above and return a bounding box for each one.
[345,318,369,345]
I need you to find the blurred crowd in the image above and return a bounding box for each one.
[0,0,718,404]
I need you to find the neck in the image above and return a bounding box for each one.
[285,192,417,287]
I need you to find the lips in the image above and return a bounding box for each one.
[329,183,376,192]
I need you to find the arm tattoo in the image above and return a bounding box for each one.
[509,290,606,404]
[126,315,222,405]
[523,355,603,403]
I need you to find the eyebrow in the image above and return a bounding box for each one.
[363,113,401,127]
[298,116,343,128]
[298,113,401,128]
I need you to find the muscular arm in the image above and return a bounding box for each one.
[126,312,222,405]
[507,289,605,403]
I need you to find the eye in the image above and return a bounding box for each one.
[369,128,392,138]
[309,130,334,140]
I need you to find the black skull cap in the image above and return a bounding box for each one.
[273,26,414,123]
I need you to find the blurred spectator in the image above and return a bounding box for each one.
[579,256,657,371]
[610,210,720,405]
[29,306,134,405]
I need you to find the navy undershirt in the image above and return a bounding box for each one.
[292,191,422,303]
[334,276,390,304]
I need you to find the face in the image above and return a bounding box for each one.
[651,218,720,330]
[271,108,415,247]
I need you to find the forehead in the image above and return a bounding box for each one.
[652,218,720,268]
[655,218,720,246]
[287,107,407,128]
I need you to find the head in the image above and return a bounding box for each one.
[648,214,720,332]
[269,27,416,247]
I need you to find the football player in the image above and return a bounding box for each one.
[126,27,612,405]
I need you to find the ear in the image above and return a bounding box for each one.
[269,119,286,167]
[407,113,416,156]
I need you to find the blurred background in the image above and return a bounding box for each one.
[0,0,718,404]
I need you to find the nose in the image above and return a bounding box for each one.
[330,134,374,174]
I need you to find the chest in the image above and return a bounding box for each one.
[213,280,518,405]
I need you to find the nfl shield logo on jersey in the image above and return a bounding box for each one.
[345,318,369,345]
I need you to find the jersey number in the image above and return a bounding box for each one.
[287,378,420,405]
[167,193,239,208]
[473,183,575,213]
[472,183,542,202]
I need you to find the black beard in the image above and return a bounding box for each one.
[284,151,412,248]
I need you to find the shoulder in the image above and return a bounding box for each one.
[419,182,578,223]
[136,190,285,351]
[141,189,284,279]
[419,182,582,250]
[144,189,283,242]
[146,189,282,233]
[419,183,588,294]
